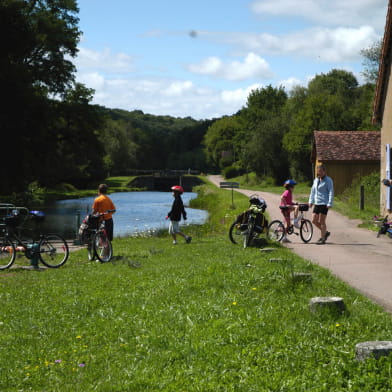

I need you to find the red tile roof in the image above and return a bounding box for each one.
[373,0,392,124]
[312,131,380,161]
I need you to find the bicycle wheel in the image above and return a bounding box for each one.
[39,234,69,268]
[229,221,246,244]
[93,231,112,263]
[0,238,16,270]
[267,220,285,242]
[300,219,313,243]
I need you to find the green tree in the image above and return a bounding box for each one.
[240,85,288,180]
[360,40,382,84]
[0,0,81,193]
[203,115,245,169]
[283,69,369,180]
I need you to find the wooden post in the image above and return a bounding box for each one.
[359,185,364,210]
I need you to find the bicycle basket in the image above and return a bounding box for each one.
[299,204,309,212]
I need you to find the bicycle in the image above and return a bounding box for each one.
[79,210,114,263]
[268,203,313,243]
[0,206,69,270]
[375,216,392,238]
[229,195,268,248]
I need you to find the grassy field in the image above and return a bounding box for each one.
[1,181,392,391]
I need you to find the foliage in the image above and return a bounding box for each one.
[360,40,382,84]
[203,115,245,169]
[334,171,380,225]
[223,166,240,179]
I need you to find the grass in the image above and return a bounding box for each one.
[1,182,392,391]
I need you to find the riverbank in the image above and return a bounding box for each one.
[2,181,392,391]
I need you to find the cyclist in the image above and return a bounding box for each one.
[280,179,299,243]
[92,184,116,241]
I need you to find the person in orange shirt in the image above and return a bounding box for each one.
[92,184,116,241]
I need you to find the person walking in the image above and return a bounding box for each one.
[309,164,334,245]
[92,183,116,241]
[166,185,192,245]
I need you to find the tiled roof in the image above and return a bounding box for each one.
[373,0,392,124]
[313,131,380,161]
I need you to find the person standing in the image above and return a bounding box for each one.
[309,164,334,245]
[167,185,192,245]
[92,183,116,241]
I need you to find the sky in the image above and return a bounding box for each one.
[74,0,388,120]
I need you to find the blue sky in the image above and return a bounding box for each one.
[74,0,387,119]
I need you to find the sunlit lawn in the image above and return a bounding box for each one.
[0,186,392,391]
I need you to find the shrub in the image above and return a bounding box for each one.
[223,166,239,179]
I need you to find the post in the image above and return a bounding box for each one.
[359,185,364,210]
[74,209,82,245]
[219,182,240,209]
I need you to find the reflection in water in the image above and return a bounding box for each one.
[39,191,208,239]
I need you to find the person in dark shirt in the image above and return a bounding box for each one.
[166,185,192,245]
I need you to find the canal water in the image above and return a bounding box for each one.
[40,191,208,239]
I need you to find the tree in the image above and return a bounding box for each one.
[240,85,289,180]
[203,115,246,169]
[360,40,382,84]
[0,0,81,193]
[283,69,366,180]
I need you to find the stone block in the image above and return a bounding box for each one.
[355,341,392,361]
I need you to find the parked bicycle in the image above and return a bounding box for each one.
[229,195,268,248]
[375,216,392,238]
[0,205,69,270]
[268,203,313,243]
[79,210,114,262]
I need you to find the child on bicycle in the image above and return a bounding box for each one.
[280,179,299,243]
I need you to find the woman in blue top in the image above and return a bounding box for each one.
[309,164,334,245]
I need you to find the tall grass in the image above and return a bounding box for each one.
[1,182,392,391]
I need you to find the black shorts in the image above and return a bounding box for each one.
[313,205,329,215]
[104,218,114,241]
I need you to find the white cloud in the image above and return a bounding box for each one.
[187,53,273,81]
[75,70,259,119]
[250,0,386,28]
[221,84,263,104]
[278,77,303,91]
[204,25,379,62]
[74,47,134,73]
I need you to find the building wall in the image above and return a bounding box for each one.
[380,62,392,214]
[314,160,379,195]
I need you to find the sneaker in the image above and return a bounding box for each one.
[325,231,330,240]
[185,236,192,244]
[316,238,325,245]
[282,237,291,243]
[172,241,178,245]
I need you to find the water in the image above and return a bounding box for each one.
[41,191,208,239]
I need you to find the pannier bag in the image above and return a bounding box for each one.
[78,214,100,243]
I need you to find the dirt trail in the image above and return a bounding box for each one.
[208,175,392,313]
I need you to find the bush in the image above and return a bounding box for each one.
[223,166,239,179]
